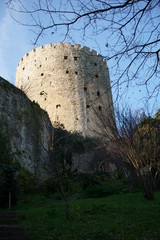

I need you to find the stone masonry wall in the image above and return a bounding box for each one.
[0,77,52,175]
[15,42,114,137]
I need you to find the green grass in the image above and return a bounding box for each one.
[13,192,160,240]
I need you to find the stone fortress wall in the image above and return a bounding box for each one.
[15,42,114,137]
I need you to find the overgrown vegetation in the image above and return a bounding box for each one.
[0,77,14,91]
[95,107,160,200]
[53,125,97,157]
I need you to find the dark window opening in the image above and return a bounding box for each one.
[26,53,29,56]
[94,62,97,66]
[87,119,89,122]
[23,67,25,70]
[44,98,46,101]
[45,58,47,60]
[74,57,78,61]
[87,105,90,108]
[95,74,99,78]
[40,90,47,96]
[39,64,42,68]
[66,70,69,74]
[41,73,44,76]
[75,71,78,74]
[64,56,68,59]
[99,106,102,111]
[34,60,36,62]
[40,91,44,95]
[56,104,61,108]
[97,90,100,96]
[76,117,78,120]
[84,87,87,91]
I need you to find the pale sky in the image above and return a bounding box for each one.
[0,1,33,83]
[0,0,159,115]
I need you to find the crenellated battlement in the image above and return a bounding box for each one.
[18,42,105,65]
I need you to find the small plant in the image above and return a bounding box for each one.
[78,172,110,190]
[16,168,39,195]
[41,177,59,194]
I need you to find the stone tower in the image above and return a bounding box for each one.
[15,42,114,137]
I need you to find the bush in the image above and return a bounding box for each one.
[84,184,114,198]
[78,173,110,190]
[16,168,38,194]
[40,174,81,197]
[41,177,59,194]
[83,176,132,198]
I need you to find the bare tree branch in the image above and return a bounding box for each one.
[7,0,160,102]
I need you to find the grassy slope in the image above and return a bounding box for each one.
[14,192,160,240]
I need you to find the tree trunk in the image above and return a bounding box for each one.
[9,192,11,210]
[65,200,70,221]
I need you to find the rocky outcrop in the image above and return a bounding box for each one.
[0,77,52,175]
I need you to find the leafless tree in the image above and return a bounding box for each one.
[41,120,91,220]
[38,119,72,221]
[93,105,160,200]
[7,0,160,101]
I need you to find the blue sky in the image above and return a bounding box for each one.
[0,0,159,115]
[0,1,32,82]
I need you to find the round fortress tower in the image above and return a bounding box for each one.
[15,42,114,136]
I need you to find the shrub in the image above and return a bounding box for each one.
[82,175,132,198]
[84,184,114,198]
[60,175,81,195]
[16,168,38,194]
[41,177,59,194]
[78,173,110,190]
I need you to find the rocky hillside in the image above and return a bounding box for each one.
[0,77,52,175]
